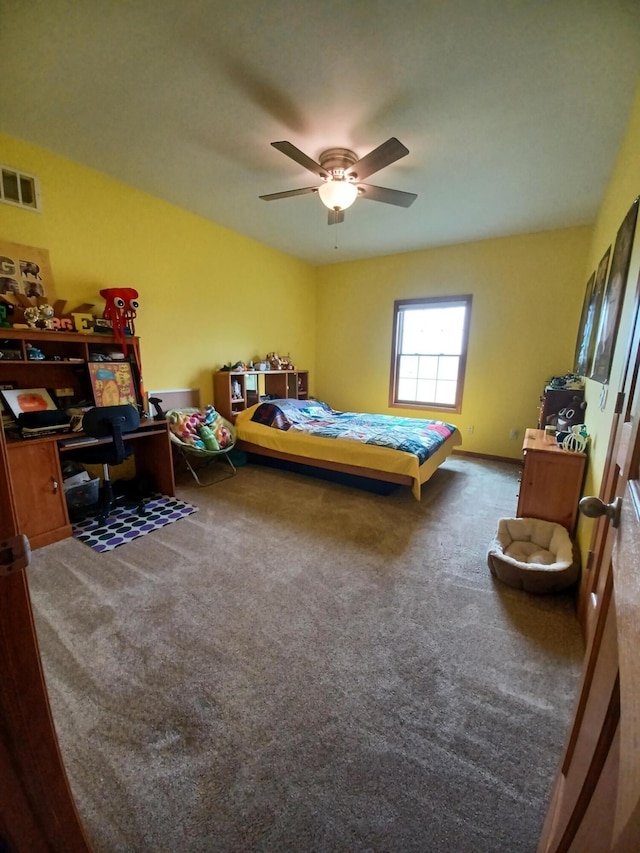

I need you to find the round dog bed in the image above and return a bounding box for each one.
[487,517,579,594]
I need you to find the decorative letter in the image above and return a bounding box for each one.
[72,312,95,334]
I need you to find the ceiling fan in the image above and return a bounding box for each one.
[259,137,417,225]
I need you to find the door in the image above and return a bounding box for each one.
[538,274,640,851]
[0,426,91,851]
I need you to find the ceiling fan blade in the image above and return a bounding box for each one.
[271,141,328,179]
[328,209,345,226]
[346,137,409,181]
[259,186,318,201]
[358,184,417,208]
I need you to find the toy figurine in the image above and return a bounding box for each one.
[39,303,55,329]
[0,305,11,327]
[26,343,45,360]
[24,306,40,328]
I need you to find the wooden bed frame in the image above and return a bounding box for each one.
[236,439,415,488]
[151,393,457,494]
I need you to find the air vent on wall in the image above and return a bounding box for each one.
[0,165,40,211]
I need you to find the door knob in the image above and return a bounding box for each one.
[579,496,622,528]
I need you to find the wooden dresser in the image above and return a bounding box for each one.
[516,428,587,533]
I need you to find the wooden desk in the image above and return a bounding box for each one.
[5,419,175,550]
[0,328,176,549]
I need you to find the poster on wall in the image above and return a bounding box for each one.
[88,362,138,407]
[591,197,639,384]
[0,240,55,301]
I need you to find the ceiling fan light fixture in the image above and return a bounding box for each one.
[318,179,358,211]
[260,139,416,221]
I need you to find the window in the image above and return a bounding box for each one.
[389,295,472,413]
[0,165,40,211]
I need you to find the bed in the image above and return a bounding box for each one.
[235,398,462,499]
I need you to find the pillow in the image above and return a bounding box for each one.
[251,398,332,430]
[270,397,331,411]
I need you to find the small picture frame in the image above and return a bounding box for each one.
[0,387,58,419]
[0,382,15,423]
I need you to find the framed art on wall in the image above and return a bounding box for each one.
[88,362,138,407]
[573,270,596,376]
[0,240,55,300]
[591,197,639,384]
[576,247,611,378]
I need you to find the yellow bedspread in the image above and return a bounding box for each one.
[235,404,462,499]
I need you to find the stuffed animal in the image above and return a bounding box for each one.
[169,411,204,448]
[546,396,587,432]
[168,406,233,451]
[100,287,139,354]
[215,423,233,448]
[547,397,588,446]
[198,424,220,451]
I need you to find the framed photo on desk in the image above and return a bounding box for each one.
[0,386,58,419]
[88,362,138,407]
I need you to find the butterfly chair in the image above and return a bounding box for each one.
[167,408,237,486]
[65,404,145,525]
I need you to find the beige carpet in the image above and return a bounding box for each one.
[26,455,584,852]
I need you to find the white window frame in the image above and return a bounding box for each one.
[389,295,472,414]
[0,165,41,211]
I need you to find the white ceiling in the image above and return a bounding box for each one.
[1,1,639,266]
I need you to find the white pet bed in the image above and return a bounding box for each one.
[487,517,579,594]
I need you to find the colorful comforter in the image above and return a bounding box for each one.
[251,399,458,466]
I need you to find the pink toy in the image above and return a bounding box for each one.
[217,424,232,448]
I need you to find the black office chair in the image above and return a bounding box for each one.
[67,404,143,525]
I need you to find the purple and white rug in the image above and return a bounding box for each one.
[72,495,198,552]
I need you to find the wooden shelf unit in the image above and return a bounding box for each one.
[213,368,309,422]
[0,327,142,405]
[516,428,587,533]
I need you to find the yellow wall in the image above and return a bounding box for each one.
[3,103,637,472]
[0,134,317,405]
[580,82,640,492]
[574,82,640,557]
[315,227,591,458]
